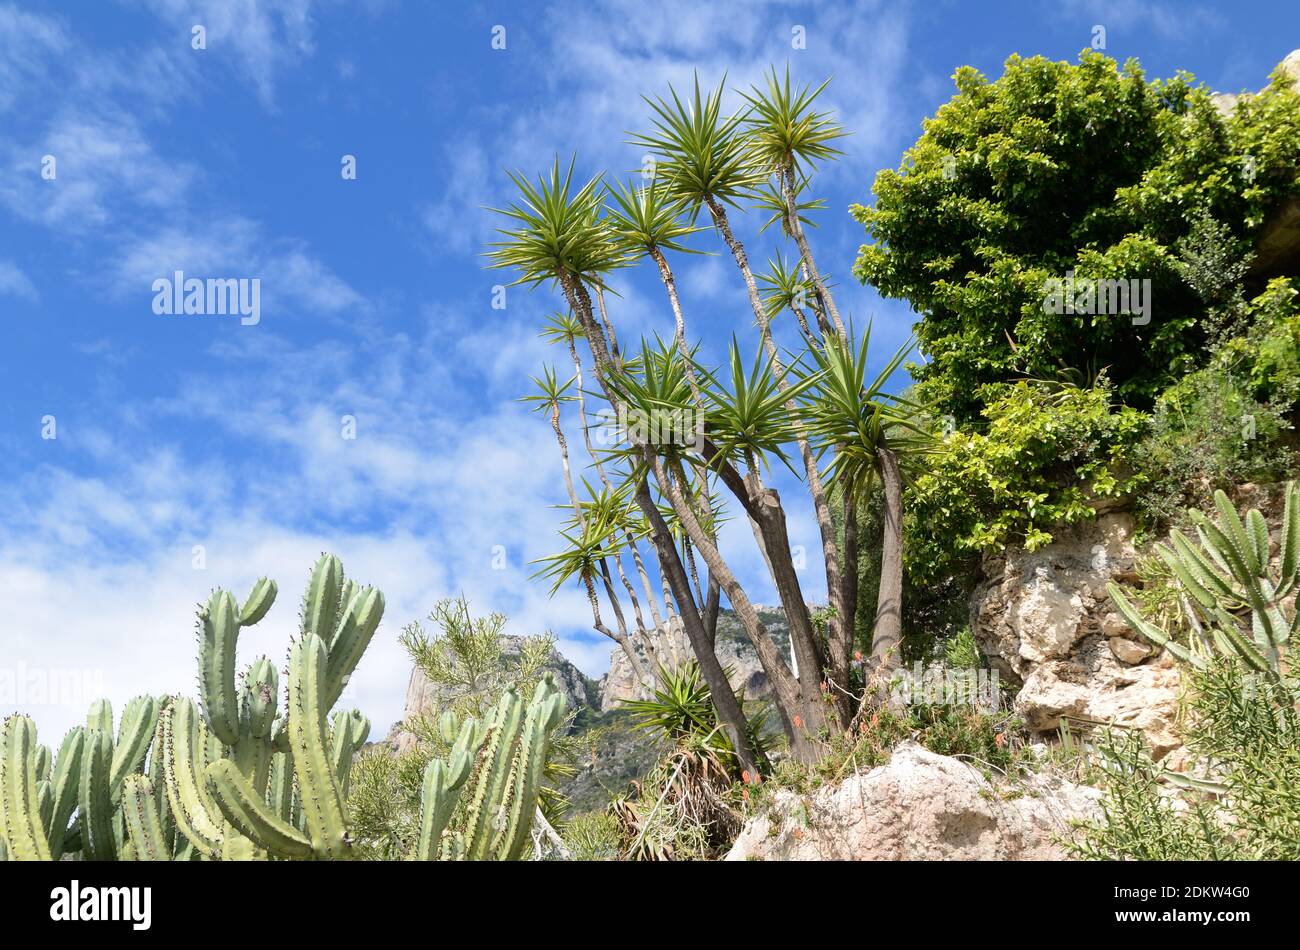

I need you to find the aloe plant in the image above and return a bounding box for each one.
[1108,482,1299,679]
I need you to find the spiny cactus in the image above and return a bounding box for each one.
[1,715,52,861]
[162,553,384,860]
[414,675,567,861]
[206,632,353,859]
[2,696,174,862]
[2,552,565,861]
[1108,482,1299,678]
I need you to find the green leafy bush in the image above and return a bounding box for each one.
[1070,663,1300,860]
[907,379,1145,584]
[853,49,1300,424]
[1220,277,1300,409]
[1135,365,1294,525]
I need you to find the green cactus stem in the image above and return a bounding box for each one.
[1108,481,1300,679]
[0,716,53,861]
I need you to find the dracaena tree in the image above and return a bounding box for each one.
[489,70,931,766]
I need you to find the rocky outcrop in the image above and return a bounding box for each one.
[599,607,791,710]
[726,741,1100,861]
[386,636,595,752]
[971,511,1184,759]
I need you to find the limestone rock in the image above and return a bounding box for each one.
[725,741,1101,861]
[1014,649,1183,758]
[1109,635,1152,665]
[972,511,1184,758]
[599,607,790,710]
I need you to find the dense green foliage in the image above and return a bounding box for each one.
[907,379,1146,582]
[853,50,1300,422]
[854,49,1300,604]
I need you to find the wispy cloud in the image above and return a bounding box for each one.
[128,0,321,108]
[1057,0,1225,44]
[0,259,37,301]
[0,4,70,112]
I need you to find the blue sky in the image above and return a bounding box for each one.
[2,0,1297,740]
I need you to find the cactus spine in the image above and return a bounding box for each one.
[1109,482,1300,677]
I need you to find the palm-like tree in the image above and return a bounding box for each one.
[606,178,707,406]
[629,74,762,219]
[540,312,670,640]
[741,66,849,341]
[519,365,582,513]
[491,158,765,775]
[631,74,851,749]
[757,250,823,344]
[801,328,936,680]
[531,514,651,685]
[486,158,627,370]
[752,178,826,236]
[696,338,815,479]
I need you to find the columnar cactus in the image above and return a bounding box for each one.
[1,696,179,862]
[2,553,566,862]
[0,715,53,861]
[414,675,567,861]
[1108,482,1299,678]
[167,554,383,860]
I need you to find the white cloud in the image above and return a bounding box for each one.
[0,259,37,301]
[1057,0,1224,44]
[421,143,494,256]
[0,111,197,232]
[129,0,320,107]
[0,5,70,112]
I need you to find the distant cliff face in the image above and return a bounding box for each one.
[386,636,598,752]
[597,607,793,711]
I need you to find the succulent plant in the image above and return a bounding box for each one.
[414,675,567,861]
[0,552,564,861]
[1108,482,1299,679]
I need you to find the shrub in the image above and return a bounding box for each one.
[853,49,1300,424]
[1070,663,1300,860]
[562,811,624,861]
[1134,365,1294,525]
[769,700,1028,797]
[907,379,1145,584]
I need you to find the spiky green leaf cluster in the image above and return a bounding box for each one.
[1108,482,1300,678]
[630,74,764,211]
[486,157,628,287]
